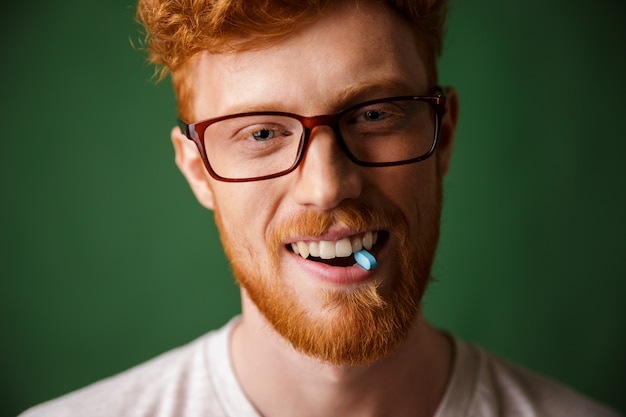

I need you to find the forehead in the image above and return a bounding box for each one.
[181,0,428,121]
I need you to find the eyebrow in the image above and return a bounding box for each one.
[331,78,420,109]
[225,102,293,115]
[221,77,420,117]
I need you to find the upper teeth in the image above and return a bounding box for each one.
[290,231,378,260]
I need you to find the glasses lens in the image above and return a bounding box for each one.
[339,99,436,163]
[203,115,304,180]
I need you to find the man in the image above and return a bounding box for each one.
[20,0,620,416]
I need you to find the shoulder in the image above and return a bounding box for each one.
[438,337,621,417]
[18,319,240,417]
[473,345,618,416]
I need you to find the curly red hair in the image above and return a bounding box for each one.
[136,0,447,118]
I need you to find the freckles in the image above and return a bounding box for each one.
[379,164,440,220]
[220,181,287,243]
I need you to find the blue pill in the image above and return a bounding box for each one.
[354,249,377,271]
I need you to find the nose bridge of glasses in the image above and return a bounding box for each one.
[298,112,350,161]
[299,112,346,150]
[300,113,342,131]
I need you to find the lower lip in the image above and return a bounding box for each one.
[286,243,387,286]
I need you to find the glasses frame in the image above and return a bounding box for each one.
[178,87,447,182]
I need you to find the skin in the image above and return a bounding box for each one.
[171,1,459,416]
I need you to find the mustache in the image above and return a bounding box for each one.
[267,200,406,252]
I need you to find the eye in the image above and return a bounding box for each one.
[351,103,404,125]
[221,116,301,147]
[363,109,388,122]
[252,128,276,141]
[341,101,413,136]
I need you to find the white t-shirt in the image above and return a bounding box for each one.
[20,317,620,417]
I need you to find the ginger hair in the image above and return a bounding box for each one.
[136,0,448,119]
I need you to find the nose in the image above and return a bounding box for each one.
[292,126,363,210]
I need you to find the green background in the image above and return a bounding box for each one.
[2,0,625,415]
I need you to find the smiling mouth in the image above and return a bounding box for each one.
[287,231,388,267]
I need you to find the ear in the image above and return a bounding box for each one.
[436,86,459,177]
[171,126,215,210]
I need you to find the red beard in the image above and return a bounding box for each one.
[215,195,441,366]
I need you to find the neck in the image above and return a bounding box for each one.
[231,292,453,417]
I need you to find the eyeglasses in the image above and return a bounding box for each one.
[178,87,447,182]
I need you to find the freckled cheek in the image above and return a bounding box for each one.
[376,167,440,228]
[214,184,284,253]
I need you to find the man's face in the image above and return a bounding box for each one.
[175,0,456,365]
